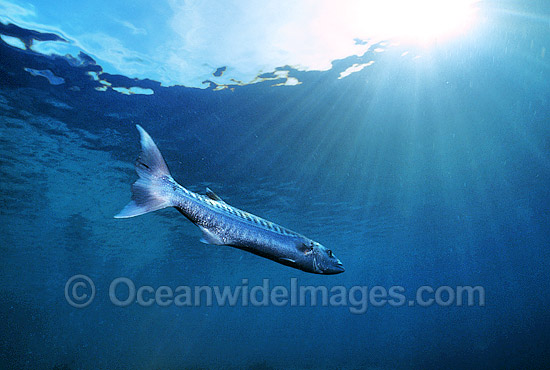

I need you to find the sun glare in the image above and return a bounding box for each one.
[398,0,478,44]
[351,0,479,45]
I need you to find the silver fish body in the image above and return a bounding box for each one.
[115,125,344,275]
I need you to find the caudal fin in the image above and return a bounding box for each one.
[114,125,175,218]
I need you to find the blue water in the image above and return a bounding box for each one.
[1,1,550,369]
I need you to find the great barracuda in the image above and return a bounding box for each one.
[115,125,344,275]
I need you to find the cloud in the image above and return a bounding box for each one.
[163,0,373,86]
[0,0,35,23]
[338,61,375,79]
[74,32,154,77]
[112,18,148,36]
[1,34,26,49]
[161,0,478,87]
[1,0,478,88]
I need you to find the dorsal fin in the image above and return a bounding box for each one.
[205,187,225,202]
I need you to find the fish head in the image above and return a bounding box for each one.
[300,241,345,274]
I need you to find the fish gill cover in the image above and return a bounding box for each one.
[1,0,550,370]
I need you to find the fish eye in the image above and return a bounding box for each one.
[327,250,333,257]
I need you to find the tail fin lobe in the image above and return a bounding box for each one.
[134,124,171,180]
[114,125,175,219]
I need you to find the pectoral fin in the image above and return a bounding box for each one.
[198,226,225,245]
[279,257,296,264]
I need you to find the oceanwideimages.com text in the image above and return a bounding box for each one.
[65,275,485,314]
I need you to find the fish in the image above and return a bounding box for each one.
[115,125,344,275]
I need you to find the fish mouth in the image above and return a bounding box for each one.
[327,262,345,274]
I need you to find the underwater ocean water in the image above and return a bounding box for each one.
[1,0,550,369]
